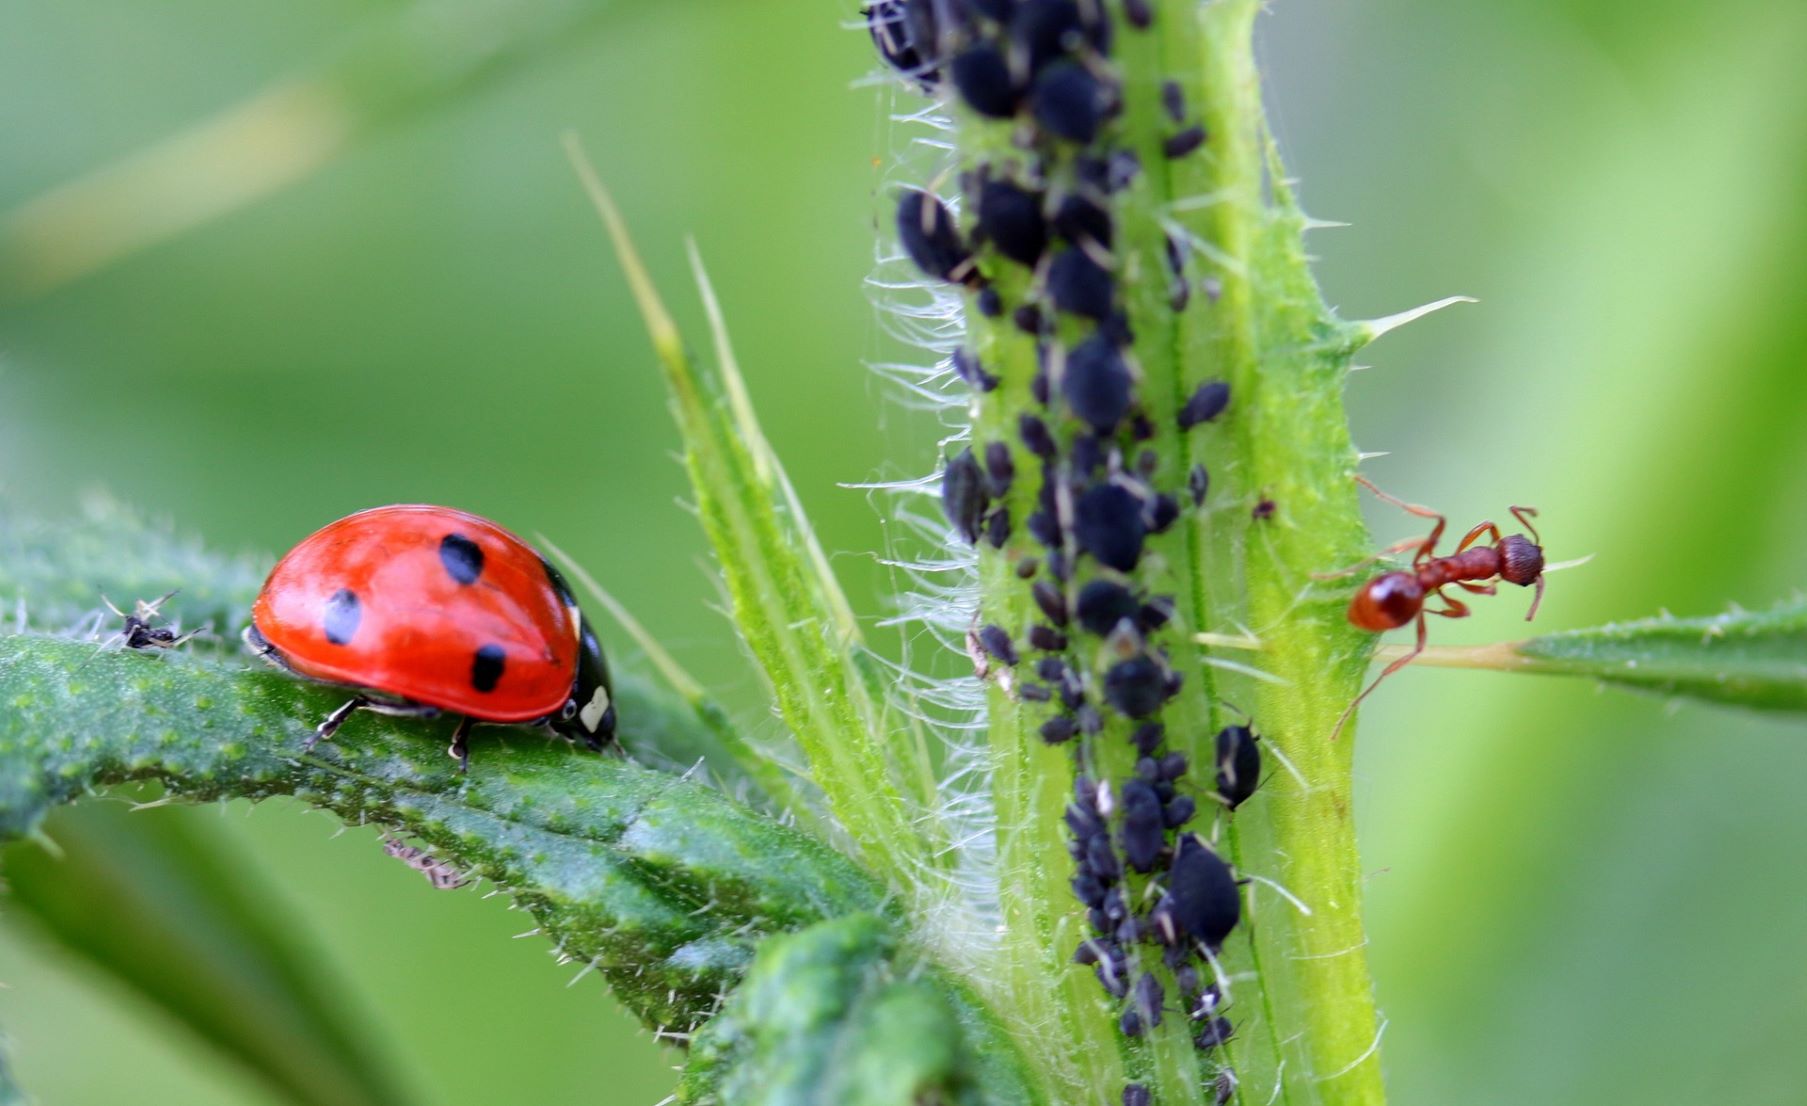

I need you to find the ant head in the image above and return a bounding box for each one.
[1498,534,1545,588]
[1348,571,1423,632]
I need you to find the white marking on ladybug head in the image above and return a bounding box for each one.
[579,685,611,732]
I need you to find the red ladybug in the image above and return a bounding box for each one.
[245,505,616,771]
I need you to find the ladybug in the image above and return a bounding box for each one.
[244,505,616,771]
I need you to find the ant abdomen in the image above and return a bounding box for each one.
[1348,571,1422,632]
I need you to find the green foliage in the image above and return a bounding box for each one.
[1510,601,1807,711]
[0,627,885,1032]
[680,914,1044,1106]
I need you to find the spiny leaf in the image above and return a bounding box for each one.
[1509,601,1807,711]
[4,803,415,1106]
[564,138,928,890]
[0,635,886,1032]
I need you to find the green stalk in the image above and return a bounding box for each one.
[948,2,1386,1102]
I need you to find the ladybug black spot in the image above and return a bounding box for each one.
[471,644,507,693]
[322,589,362,646]
[440,533,485,586]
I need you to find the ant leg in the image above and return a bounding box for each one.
[311,696,369,751]
[1526,574,1546,622]
[1510,505,1541,544]
[448,716,474,774]
[1426,593,1471,620]
[1310,534,1424,581]
[1331,613,1428,741]
[1454,522,1502,554]
[1354,475,1446,563]
[1455,580,1498,596]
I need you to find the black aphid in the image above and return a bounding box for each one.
[896,189,972,284]
[977,285,1004,317]
[1084,834,1120,881]
[1030,61,1107,144]
[1158,834,1240,948]
[1161,79,1185,122]
[1010,0,1086,73]
[1145,493,1180,534]
[1188,462,1210,506]
[984,440,1016,497]
[1164,795,1196,829]
[901,0,945,61]
[1133,972,1165,1028]
[1213,1070,1238,1106]
[1179,380,1231,428]
[1074,483,1147,571]
[867,1,936,85]
[951,348,999,392]
[1123,1084,1151,1106]
[1069,433,1104,476]
[977,180,1049,265]
[1013,303,1044,334]
[984,506,1012,549]
[1252,497,1276,522]
[1118,778,1166,872]
[1047,548,1071,580]
[1020,681,1052,702]
[1164,124,1207,159]
[1131,721,1164,756]
[1072,870,1106,907]
[1124,0,1153,29]
[1041,715,1077,744]
[1026,510,1060,547]
[1030,365,1051,405]
[1109,153,1143,193]
[1119,1009,1143,1037]
[1028,624,1068,651]
[1075,578,1138,635]
[1138,597,1173,631]
[1032,580,1069,626]
[970,0,1017,19]
[1077,703,1104,734]
[1165,231,1191,312]
[1074,939,1102,966]
[1194,1016,1235,1051]
[1015,556,1039,579]
[1061,332,1133,433]
[978,624,1020,666]
[1048,249,1115,320]
[1019,413,1056,458]
[1215,723,1262,811]
[951,43,1021,118]
[1104,655,1167,718]
[942,448,987,543]
[1053,193,1113,251]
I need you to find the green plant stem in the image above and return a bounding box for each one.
[1175,4,1386,1101]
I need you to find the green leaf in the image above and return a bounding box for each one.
[678,914,1045,1106]
[564,143,933,890]
[4,803,414,1106]
[0,634,886,1032]
[1509,601,1807,711]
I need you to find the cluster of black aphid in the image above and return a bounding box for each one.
[869,3,1255,1100]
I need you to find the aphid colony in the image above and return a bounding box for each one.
[868,1,1247,1098]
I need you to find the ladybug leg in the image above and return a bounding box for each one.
[310,696,370,751]
[448,716,474,774]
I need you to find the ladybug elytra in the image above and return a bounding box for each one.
[245,505,616,771]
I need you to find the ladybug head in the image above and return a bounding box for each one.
[554,618,616,751]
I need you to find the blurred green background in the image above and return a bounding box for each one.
[2,0,1804,1103]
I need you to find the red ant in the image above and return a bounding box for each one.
[1327,477,1546,738]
